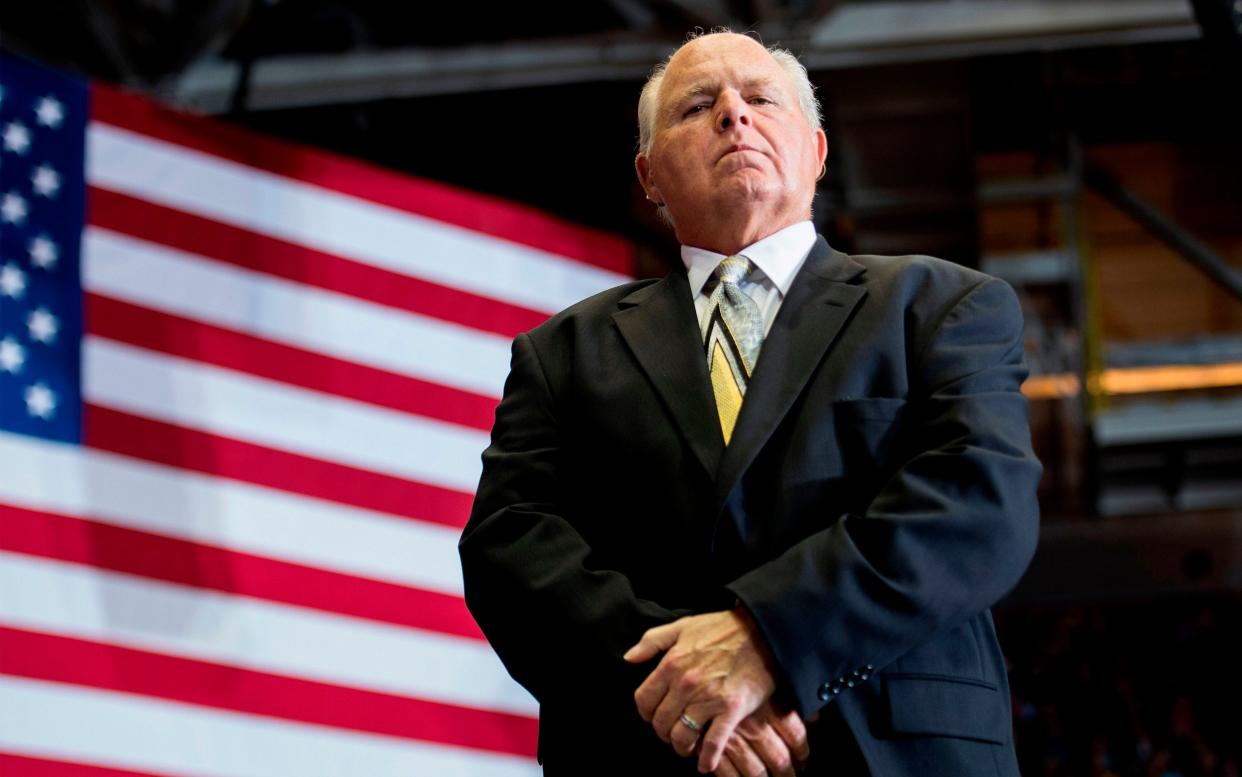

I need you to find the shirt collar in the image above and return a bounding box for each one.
[680,220,817,298]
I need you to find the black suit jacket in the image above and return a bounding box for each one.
[460,238,1042,776]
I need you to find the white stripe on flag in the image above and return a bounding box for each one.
[0,432,464,595]
[83,337,489,494]
[83,226,513,399]
[87,122,627,315]
[0,552,536,715]
[0,676,541,777]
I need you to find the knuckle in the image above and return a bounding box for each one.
[677,671,701,693]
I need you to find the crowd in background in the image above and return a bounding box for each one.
[999,595,1242,777]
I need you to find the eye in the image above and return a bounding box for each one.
[683,103,711,117]
[748,95,775,106]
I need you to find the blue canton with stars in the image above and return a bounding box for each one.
[0,51,86,443]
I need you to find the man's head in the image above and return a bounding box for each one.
[635,31,827,253]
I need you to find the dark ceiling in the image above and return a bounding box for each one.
[2,1,1238,271]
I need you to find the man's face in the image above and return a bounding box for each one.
[636,34,827,244]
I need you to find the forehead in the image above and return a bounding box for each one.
[660,35,792,102]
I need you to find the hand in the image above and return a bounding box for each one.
[623,608,779,773]
[714,701,809,777]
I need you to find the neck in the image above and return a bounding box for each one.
[677,210,805,256]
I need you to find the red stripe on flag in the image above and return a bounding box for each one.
[83,406,473,530]
[87,187,548,339]
[0,753,173,777]
[0,627,539,759]
[86,295,498,433]
[89,84,632,275]
[0,503,482,641]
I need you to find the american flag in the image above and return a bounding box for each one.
[0,51,631,776]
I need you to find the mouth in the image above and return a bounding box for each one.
[719,144,759,161]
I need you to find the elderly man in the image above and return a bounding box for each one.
[460,30,1040,777]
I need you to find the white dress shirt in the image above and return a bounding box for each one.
[681,220,818,340]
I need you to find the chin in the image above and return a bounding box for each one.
[718,177,778,205]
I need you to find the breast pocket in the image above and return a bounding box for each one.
[833,396,908,422]
[782,396,908,509]
[830,396,907,476]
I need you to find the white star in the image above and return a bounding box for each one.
[29,235,59,269]
[0,262,27,298]
[30,164,61,198]
[34,95,65,129]
[0,191,28,224]
[0,336,25,373]
[24,383,57,420]
[2,121,31,155]
[27,307,59,344]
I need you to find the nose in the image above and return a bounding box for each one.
[715,91,751,132]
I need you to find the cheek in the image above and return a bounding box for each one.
[786,137,819,177]
[661,156,709,192]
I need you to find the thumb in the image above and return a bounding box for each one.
[622,621,681,663]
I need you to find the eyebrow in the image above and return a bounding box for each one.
[669,77,783,110]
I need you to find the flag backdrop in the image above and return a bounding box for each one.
[0,51,632,776]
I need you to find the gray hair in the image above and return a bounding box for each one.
[637,30,822,156]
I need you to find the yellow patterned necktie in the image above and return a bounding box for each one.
[702,256,764,444]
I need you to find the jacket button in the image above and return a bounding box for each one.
[818,683,832,701]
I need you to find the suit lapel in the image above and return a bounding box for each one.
[613,272,725,478]
[714,239,868,505]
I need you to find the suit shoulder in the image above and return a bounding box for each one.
[852,253,993,288]
[848,253,1015,307]
[524,277,662,341]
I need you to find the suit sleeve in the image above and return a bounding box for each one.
[459,331,687,704]
[726,277,1042,716]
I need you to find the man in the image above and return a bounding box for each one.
[460,30,1041,777]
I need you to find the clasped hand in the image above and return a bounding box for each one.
[624,609,808,775]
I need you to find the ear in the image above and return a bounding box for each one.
[635,153,663,205]
[814,128,828,169]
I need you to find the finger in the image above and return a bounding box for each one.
[668,708,703,756]
[744,723,795,777]
[713,752,742,777]
[670,701,715,756]
[650,678,700,743]
[770,710,809,766]
[698,703,748,774]
[721,735,767,777]
[632,666,671,723]
[623,622,680,663]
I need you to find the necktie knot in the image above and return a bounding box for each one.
[714,256,751,286]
